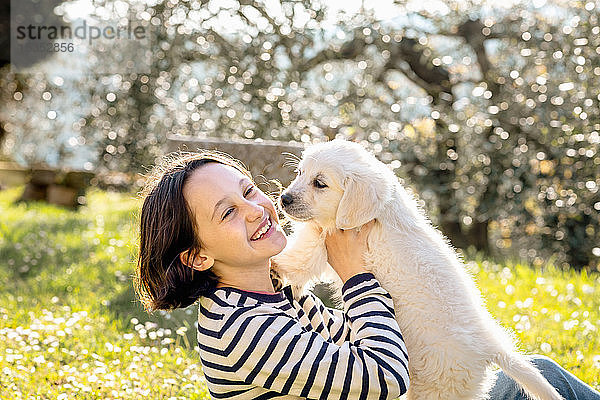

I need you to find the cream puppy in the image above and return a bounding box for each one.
[273,139,563,400]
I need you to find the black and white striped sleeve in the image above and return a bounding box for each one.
[294,290,350,346]
[216,273,409,399]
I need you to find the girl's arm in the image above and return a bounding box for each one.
[293,289,350,346]
[201,273,409,400]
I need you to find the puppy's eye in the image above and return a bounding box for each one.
[313,179,327,189]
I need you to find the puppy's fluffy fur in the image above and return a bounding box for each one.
[273,139,563,400]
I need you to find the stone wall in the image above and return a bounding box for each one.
[18,169,95,207]
[0,162,27,188]
[165,135,306,188]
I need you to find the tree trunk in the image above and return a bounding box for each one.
[467,220,490,253]
[563,214,591,269]
[0,121,5,147]
[436,167,470,249]
[439,211,490,252]
[439,218,469,249]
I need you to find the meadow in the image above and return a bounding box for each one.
[0,187,598,399]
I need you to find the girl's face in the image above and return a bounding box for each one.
[183,163,287,271]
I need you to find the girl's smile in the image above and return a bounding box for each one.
[250,215,274,241]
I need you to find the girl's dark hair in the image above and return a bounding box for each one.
[134,151,253,312]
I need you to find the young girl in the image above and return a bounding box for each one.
[134,151,600,400]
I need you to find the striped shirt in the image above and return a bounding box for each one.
[197,272,409,399]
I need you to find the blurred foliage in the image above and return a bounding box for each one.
[0,0,64,149]
[1,0,599,268]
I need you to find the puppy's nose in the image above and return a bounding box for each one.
[280,193,293,207]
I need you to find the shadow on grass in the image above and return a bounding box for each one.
[108,284,200,351]
[0,208,93,280]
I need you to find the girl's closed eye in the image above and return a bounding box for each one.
[222,207,234,220]
[244,185,255,197]
[222,185,256,220]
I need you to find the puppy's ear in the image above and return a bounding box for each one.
[336,170,392,229]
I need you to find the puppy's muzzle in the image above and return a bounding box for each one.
[280,191,312,220]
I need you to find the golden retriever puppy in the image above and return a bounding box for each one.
[273,139,563,400]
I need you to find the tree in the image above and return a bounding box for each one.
[0,0,63,148]
[123,0,594,268]
[2,0,598,269]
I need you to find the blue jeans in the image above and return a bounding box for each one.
[490,355,600,400]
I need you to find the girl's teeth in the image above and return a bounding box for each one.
[253,220,271,240]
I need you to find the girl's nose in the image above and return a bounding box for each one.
[245,200,264,222]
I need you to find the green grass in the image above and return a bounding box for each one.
[467,257,600,384]
[0,187,598,398]
[0,188,209,399]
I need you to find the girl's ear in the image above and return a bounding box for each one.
[179,249,214,272]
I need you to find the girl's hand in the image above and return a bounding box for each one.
[324,220,375,283]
